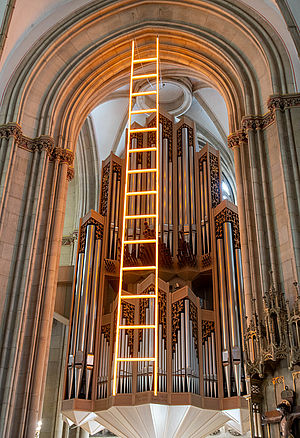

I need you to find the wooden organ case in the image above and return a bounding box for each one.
[62,113,249,437]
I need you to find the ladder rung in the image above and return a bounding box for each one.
[125,214,156,219]
[129,147,157,153]
[116,357,155,362]
[119,325,155,329]
[133,58,157,64]
[132,91,157,97]
[126,190,157,196]
[121,294,155,299]
[124,239,156,244]
[122,265,157,271]
[128,168,157,174]
[132,74,157,80]
[130,127,157,133]
[131,109,157,115]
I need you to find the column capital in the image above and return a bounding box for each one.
[0,122,75,179]
[228,129,248,149]
[267,93,300,111]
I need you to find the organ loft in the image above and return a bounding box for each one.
[62,40,250,437]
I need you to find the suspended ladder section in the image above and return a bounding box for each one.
[112,38,160,396]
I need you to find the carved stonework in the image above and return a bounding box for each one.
[227,130,248,148]
[209,153,221,208]
[244,274,298,378]
[0,123,75,178]
[242,112,275,131]
[215,208,241,249]
[267,93,300,111]
[67,167,75,181]
[100,163,110,216]
[79,219,104,252]
[177,123,193,157]
[62,231,78,246]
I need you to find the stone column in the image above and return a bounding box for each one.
[228,93,300,319]
[0,123,74,437]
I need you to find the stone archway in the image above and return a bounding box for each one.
[0,1,299,436]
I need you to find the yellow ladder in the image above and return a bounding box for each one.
[112,38,160,396]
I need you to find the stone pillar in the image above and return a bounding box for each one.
[0,123,74,437]
[228,93,300,319]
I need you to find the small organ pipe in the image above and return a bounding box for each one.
[203,344,207,395]
[75,225,95,398]
[211,331,217,397]
[223,222,241,395]
[217,238,231,396]
[184,300,191,391]
[208,336,213,396]
[181,313,186,391]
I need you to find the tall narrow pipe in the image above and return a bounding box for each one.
[85,238,102,398]
[182,128,191,242]
[224,222,241,395]
[109,171,117,259]
[168,160,173,254]
[163,138,168,246]
[184,300,191,392]
[217,238,231,396]
[211,331,217,397]
[200,167,206,253]
[178,155,183,232]
[114,177,121,259]
[203,162,210,253]
[189,141,196,254]
[67,252,84,398]
[75,225,95,398]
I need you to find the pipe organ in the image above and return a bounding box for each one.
[62,112,249,437]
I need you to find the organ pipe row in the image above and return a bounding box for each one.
[64,112,246,408]
[66,211,104,399]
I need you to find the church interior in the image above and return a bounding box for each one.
[0,1,299,437]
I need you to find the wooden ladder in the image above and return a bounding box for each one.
[112,38,160,396]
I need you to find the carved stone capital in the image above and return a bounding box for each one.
[242,111,275,131]
[268,93,300,111]
[0,122,22,141]
[0,122,74,179]
[227,129,248,148]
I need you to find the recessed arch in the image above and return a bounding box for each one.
[0,0,296,151]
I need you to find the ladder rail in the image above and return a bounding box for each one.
[112,38,160,397]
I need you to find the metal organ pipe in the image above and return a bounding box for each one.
[182,128,191,243]
[163,138,168,247]
[109,171,117,259]
[75,225,95,398]
[189,139,196,254]
[67,252,84,398]
[200,165,206,254]
[85,238,102,398]
[217,238,231,396]
[203,162,210,253]
[223,222,241,396]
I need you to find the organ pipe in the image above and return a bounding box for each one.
[64,112,246,419]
